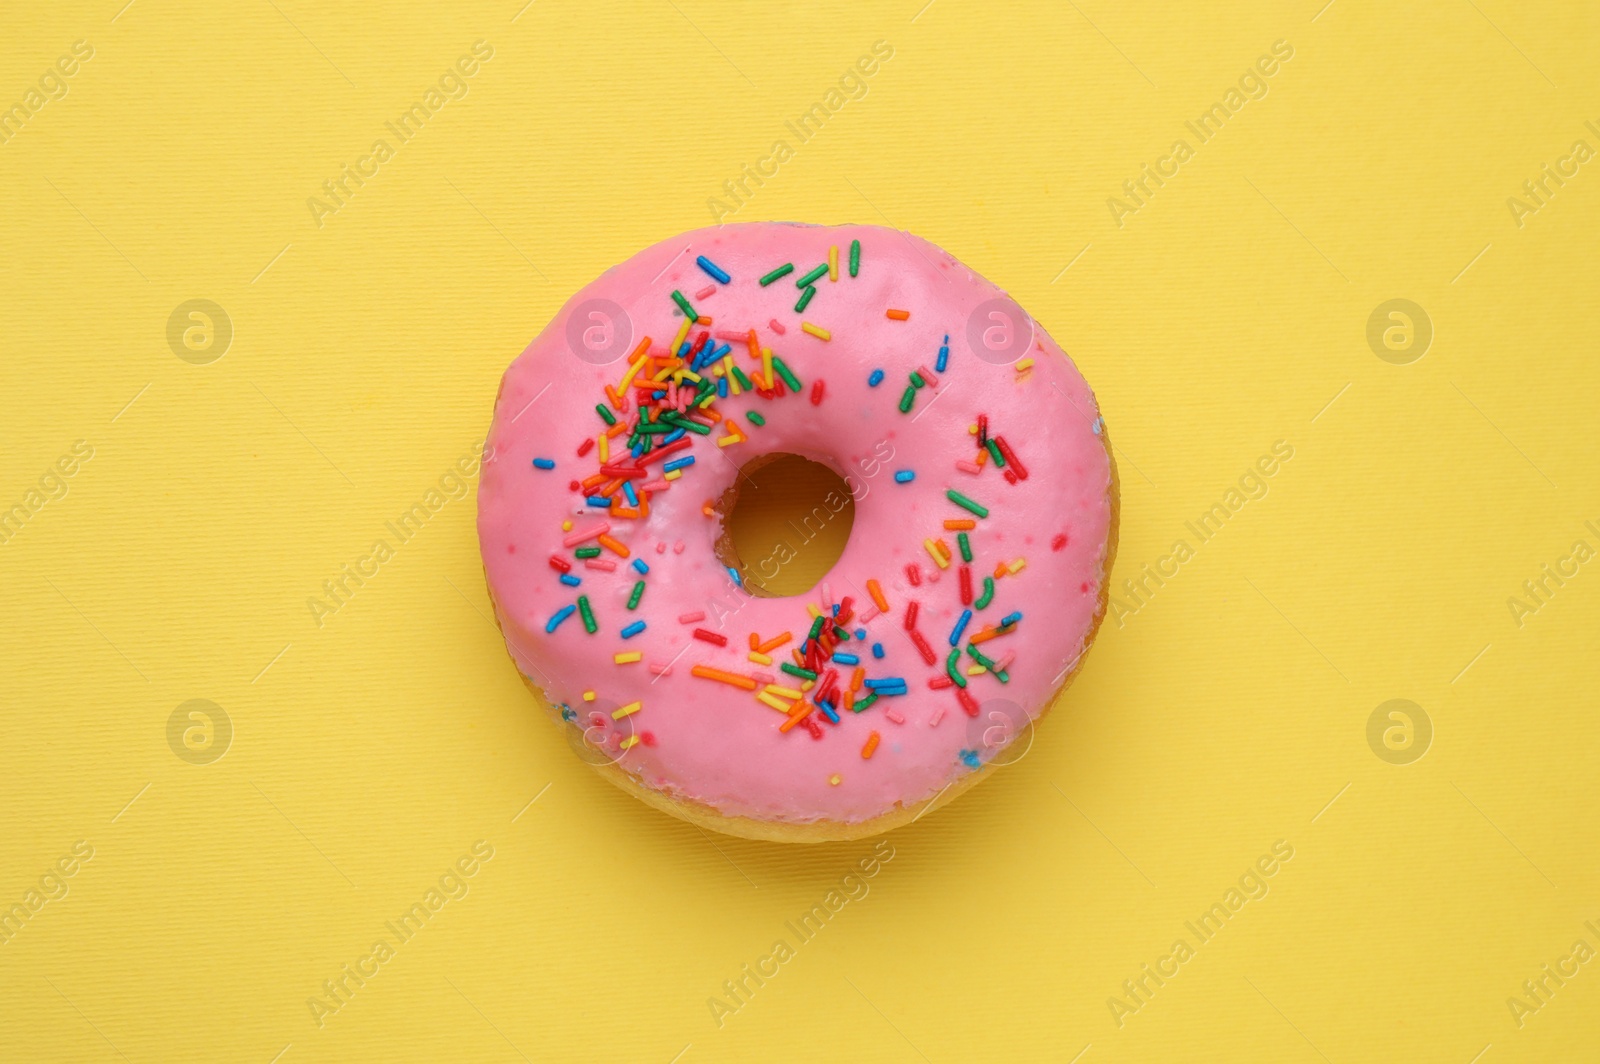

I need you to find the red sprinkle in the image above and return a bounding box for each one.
[956,687,980,717]
[1003,469,1019,484]
[576,438,594,457]
[959,566,973,605]
[904,601,920,630]
[977,414,989,445]
[693,628,728,646]
[803,716,823,739]
[1052,533,1068,551]
[905,563,922,587]
[768,318,786,334]
[810,379,825,405]
[909,629,937,666]
[548,556,571,573]
[929,675,954,690]
[995,436,1027,479]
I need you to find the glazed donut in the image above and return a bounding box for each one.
[478,222,1116,842]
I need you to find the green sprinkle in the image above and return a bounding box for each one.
[663,412,712,434]
[832,625,849,642]
[696,391,716,409]
[577,595,597,634]
[627,581,645,610]
[910,371,925,389]
[781,662,818,681]
[794,285,817,313]
[575,546,601,559]
[985,438,1005,467]
[966,643,1009,683]
[745,410,766,427]
[671,289,697,320]
[759,263,795,286]
[945,647,967,689]
[849,239,860,277]
[974,575,995,610]
[958,532,972,562]
[852,691,878,713]
[946,489,989,518]
[898,386,916,413]
[808,616,825,641]
[635,421,674,434]
[772,356,802,393]
[796,263,829,288]
[731,365,753,390]
[596,404,616,426]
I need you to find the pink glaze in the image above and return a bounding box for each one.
[478,223,1113,826]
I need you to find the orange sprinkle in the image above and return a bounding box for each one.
[842,689,854,713]
[943,519,976,531]
[758,631,793,653]
[885,308,910,320]
[779,701,814,732]
[607,420,630,437]
[692,665,757,690]
[866,578,889,613]
[749,632,761,650]
[850,666,865,692]
[861,731,880,758]
[597,533,630,557]
[969,626,1006,644]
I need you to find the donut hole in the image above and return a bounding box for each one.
[715,453,855,598]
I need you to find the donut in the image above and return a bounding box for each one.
[478,223,1117,842]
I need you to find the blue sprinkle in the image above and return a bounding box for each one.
[559,573,581,587]
[717,377,729,398]
[695,255,731,284]
[663,456,696,472]
[894,470,915,484]
[545,604,576,633]
[833,652,860,666]
[630,443,645,458]
[863,678,906,690]
[632,558,649,575]
[585,495,611,507]
[950,609,973,646]
[728,566,743,587]
[960,749,981,770]
[936,334,950,373]
[1001,611,1023,627]
[868,369,884,387]
[622,481,638,507]
[532,457,555,470]
[872,642,885,659]
[713,342,731,358]
[662,428,687,444]
[819,703,840,724]
[620,620,646,639]
[854,628,867,641]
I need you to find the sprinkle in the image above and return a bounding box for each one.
[955,460,981,475]
[894,470,915,484]
[548,555,571,573]
[671,290,697,319]
[759,263,794,286]
[692,664,757,690]
[945,648,967,688]
[693,628,728,646]
[905,563,921,586]
[649,663,673,676]
[829,773,842,785]
[849,239,861,277]
[582,690,596,702]
[619,734,640,750]
[916,366,939,388]
[679,610,705,624]
[532,457,555,470]
[949,609,973,645]
[574,546,601,559]
[865,580,889,613]
[778,703,814,732]
[936,335,950,373]
[757,691,793,712]
[695,285,716,301]
[1008,558,1026,574]
[626,581,646,610]
[898,386,916,413]
[749,651,773,666]
[946,490,989,518]
[868,369,884,387]
[1016,358,1034,371]
[577,595,597,633]
[795,285,817,312]
[545,605,576,633]
[801,321,831,342]
[811,379,826,405]
[564,522,610,547]
[827,245,840,281]
[772,357,802,393]
[559,573,581,587]
[944,520,976,531]
[612,700,642,719]
[632,558,650,574]
[614,651,642,664]
[974,576,995,609]
[758,632,792,653]
[924,539,950,569]
[797,263,828,288]
[833,652,860,666]
[781,662,819,681]
[746,410,766,427]
[885,308,909,320]
[862,732,880,759]
[959,566,973,605]
[909,629,937,665]
[957,533,972,562]
[995,436,1028,479]
[583,558,616,572]
[597,533,630,557]
[695,255,731,283]
[662,456,695,472]
[596,404,617,426]
[576,439,594,457]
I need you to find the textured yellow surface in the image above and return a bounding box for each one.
[3,1,1599,1061]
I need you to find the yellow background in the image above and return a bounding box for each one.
[3,1,1598,1060]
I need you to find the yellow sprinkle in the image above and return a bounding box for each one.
[800,679,815,692]
[749,651,773,666]
[665,469,683,481]
[806,603,823,618]
[717,433,743,448]
[670,315,693,355]
[968,423,979,435]
[829,774,841,786]
[966,665,986,676]
[619,734,640,750]
[614,651,642,664]
[597,434,609,462]
[1016,358,1034,371]
[801,322,831,341]
[562,520,574,532]
[925,539,950,570]
[618,354,648,391]
[611,700,642,719]
[724,355,739,394]
[762,346,775,388]
[654,365,675,382]
[828,245,839,281]
[582,690,596,701]
[1008,557,1027,574]
[765,685,805,699]
[679,369,702,383]
[757,691,794,712]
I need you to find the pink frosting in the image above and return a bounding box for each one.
[478,223,1112,825]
